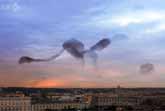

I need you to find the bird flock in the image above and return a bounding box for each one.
[19,37,154,74]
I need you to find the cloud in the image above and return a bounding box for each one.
[27,79,65,88]
[112,11,164,26]
[0,1,21,13]
[85,10,165,29]
[145,23,165,34]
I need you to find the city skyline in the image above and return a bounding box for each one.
[0,0,165,88]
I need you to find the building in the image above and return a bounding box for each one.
[91,93,141,107]
[0,96,31,111]
[32,101,89,111]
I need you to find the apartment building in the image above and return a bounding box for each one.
[0,96,31,111]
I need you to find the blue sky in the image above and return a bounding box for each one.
[0,0,165,87]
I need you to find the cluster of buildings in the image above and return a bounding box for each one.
[91,93,165,111]
[0,93,90,111]
[0,87,165,111]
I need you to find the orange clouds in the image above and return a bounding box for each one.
[27,79,65,88]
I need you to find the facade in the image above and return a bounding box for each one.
[91,93,165,110]
[0,96,31,111]
[1,88,165,111]
[91,94,141,107]
[32,102,89,111]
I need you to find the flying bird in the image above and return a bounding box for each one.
[19,38,111,65]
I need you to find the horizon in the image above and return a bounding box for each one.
[1,0,165,88]
[2,86,165,89]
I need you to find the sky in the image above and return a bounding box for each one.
[0,0,165,88]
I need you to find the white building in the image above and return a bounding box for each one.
[32,102,89,111]
[0,97,31,111]
[91,94,141,107]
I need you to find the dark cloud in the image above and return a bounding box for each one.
[139,63,155,74]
